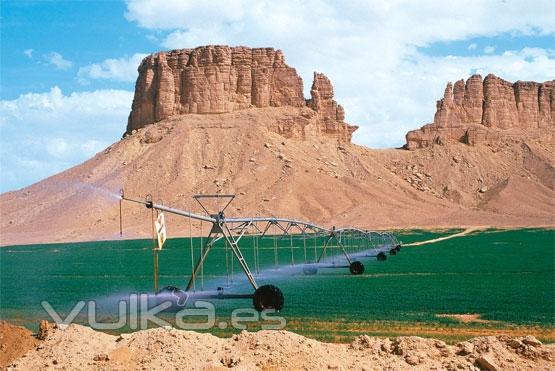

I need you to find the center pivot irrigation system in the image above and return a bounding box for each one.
[120,191,402,312]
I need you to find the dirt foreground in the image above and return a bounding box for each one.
[0,321,38,369]
[3,322,554,370]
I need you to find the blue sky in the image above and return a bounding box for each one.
[1,0,554,193]
[2,0,147,98]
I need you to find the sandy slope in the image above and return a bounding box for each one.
[0,321,38,368]
[4,322,554,370]
[1,107,554,246]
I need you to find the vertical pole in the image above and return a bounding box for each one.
[273,223,278,269]
[151,207,159,294]
[252,236,258,276]
[220,223,258,290]
[346,233,350,257]
[230,238,234,283]
[290,233,294,266]
[251,236,256,274]
[225,239,230,286]
[189,205,195,292]
[313,233,317,263]
[303,231,307,264]
[334,234,353,265]
[331,234,335,265]
[255,235,260,275]
[323,237,327,261]
[316,235,333,263]
[366,233,369,252]
[119,199,123,237]
[200,220,204,291]
[185,231,215,291]
[153,250,159,293]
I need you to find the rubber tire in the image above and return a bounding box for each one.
[253,285,284,312]
[303,265,318,275]
[377,252,387,261]
[349,261,365,275]
[390,248,397,255]
[395,244,401,252]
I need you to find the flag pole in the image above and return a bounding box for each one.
[150,200,159,294]
[119,189,124,237]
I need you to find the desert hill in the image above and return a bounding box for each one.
[0,46,553,246]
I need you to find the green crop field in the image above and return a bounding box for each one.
[1,228,553,343]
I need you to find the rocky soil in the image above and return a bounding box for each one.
[0,321,38,369]
[3,322,554,370]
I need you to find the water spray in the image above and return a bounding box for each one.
[120,191,402,312]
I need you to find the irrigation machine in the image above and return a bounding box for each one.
[119,191,402,312]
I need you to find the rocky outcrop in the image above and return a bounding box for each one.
[308,73,345,122]
[127,45,356,142]
[406,74,555,149]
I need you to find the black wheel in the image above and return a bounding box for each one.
[390,248,397,255]
[395,244,401,252]
[253,285,284,312]
[377,252,387,261]
[303,265,318,275]
[349,261,365,275]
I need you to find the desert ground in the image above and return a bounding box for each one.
[2,321,554,370]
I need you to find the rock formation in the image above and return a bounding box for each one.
[3,57,555,246]
[406,74,555,149]
[126,45,356,142]
[308,73,345,122]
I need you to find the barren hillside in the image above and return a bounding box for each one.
[0,46,553,246]
[1,106,553,246]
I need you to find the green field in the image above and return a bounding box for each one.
[1,228,554,342]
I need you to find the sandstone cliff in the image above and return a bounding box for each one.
[2,57,555,246]
[405,74,555,149]
[126,45,356,142]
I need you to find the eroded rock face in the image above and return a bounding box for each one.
[127,45,356,142]
[308,72,345,121]
[406,74,555,149]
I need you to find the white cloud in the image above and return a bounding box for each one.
[43,52,73,70]
[125,0,245,30]
[2,1,553,193]
[0,87,134,192]
[350,47,555,147]
[45,137,70,158]
[484,45,496,54]
[145,34,159,43]
[77,53,148,83]
[125,0,555,39]
[23,49,34,59]
[123,0,555,149]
